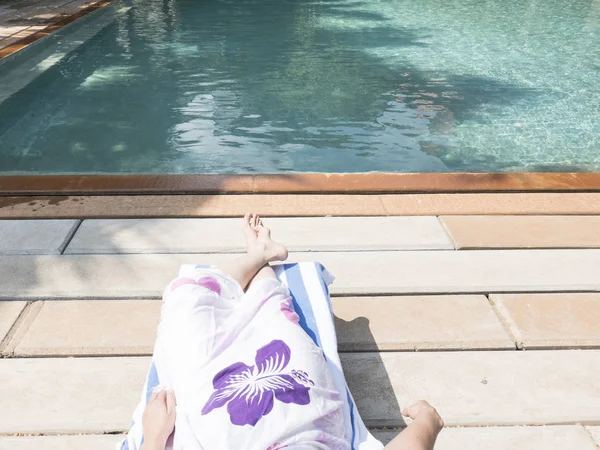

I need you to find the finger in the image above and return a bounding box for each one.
[157,389,168,405]
[403,403,420,419]
[166,391,176,415]
[149,391,159,403]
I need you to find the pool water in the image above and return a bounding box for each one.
[0,0,599,174]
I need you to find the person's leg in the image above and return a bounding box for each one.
[247,216,281,286]
[251,264,278,284]
[217,253,271,292]
[217,213,287,291]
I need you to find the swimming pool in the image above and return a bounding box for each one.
[0,0,599,174]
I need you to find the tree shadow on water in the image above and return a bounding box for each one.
[0,0,544,174]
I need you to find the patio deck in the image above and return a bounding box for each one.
[0,0,108,59]
[1,0,600,446]
[1,192,600,449]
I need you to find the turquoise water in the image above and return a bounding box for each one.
[0,0,599,173]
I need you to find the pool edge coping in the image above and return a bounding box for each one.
[2,173,600,196]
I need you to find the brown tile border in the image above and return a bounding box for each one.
[0,1,111,60]
[2,173,600,195]
[2,193,600,218]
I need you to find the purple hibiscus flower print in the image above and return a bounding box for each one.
[202,339,314,426]
[266,443,288,450]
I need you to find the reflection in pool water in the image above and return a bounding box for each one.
[0,0,599,173]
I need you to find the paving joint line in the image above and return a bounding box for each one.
[330,289,600,297]
[2,423,596,438]
[583,425,600,449]
[339,347,519,353]
[368,419,600,428]
[7,346,600,360]
[58,218,83,254]
[436,215,459,250]
[63,248,459,255]
[0,301,32,354]
[0,295,164,301]
[0,430,127,437]
[2,289,600,301]
[3,422,600,438]
[445,246,600,251]
[1,300,44,356]
[368,423,600,430]
[486,294,523,350]
[6,347,523,359]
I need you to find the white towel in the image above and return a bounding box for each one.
[118,262,383,450]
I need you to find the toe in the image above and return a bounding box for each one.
[258,226,271,239]
[243,214,258,243]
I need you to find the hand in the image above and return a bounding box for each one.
[384,401,444,450]
[141,390,176,450]
[402,400,444,432]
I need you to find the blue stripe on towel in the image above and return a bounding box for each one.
[282,263,322,349]
[347,389,357,449]
[145,361,160,404]
[316,263,334,314]
[139,361,161,448]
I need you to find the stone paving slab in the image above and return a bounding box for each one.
[344,350,600,427]
[8,296,513,356]
[2,250,600,299]
[0,219,78,254]
[0,301,26,345]
[2,351,600,433]
[13,300,161,356]
[379,193,600,216]
[373,425,597,449]
[0,32,29,49]
[0,24,46,44]
[0,434,123,450]
[4,193,600,219]
[66,217,453,254]
[333,295,514,351]
[440,215,600,249]
[0,357,146,434]
[490,293,600,349]
[0,25,29,37]
[1,426,596,450]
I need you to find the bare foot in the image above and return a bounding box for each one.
[243,213,288,263]
[243,213,258,248]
